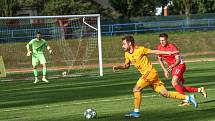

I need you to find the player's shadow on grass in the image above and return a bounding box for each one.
[96,116,111,119]
[199,99,215,104]
[197,107,215,112]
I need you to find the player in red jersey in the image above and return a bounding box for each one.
[156,33,207,106]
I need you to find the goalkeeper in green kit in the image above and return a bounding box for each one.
[26,32,52,83]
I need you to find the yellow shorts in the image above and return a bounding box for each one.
[136,69,165,93]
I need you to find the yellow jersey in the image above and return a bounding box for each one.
[125,46,156,75]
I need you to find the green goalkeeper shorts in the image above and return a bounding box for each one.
[32,53,46,66]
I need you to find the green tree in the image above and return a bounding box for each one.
[207,0,215,13]
[42,0,114,18]
[109,0,162,18]
[195,0,207,13]
[0,0,18,16]
[17,0,47,15]
[169,0,215,15]
[195,0,215,13]
[170,0,194,15]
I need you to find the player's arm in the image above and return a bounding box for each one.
[43,40,52,54]
[113,61,130,72]
[158,56,169,78]
[26,43,32,56]
[148,50,179,55]
[167,55,180,72]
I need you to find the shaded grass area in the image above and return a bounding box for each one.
[0,61,215,121]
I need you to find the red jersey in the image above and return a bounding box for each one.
[156,43,184,65]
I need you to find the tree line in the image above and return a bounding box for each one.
[0,0,215,19]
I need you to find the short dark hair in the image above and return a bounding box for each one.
[122,35,135,45]
[159,33,168,38]
[36,31,41,35]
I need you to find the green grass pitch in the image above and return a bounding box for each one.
[0,61,215,121]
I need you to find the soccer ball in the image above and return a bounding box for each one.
[84,108,97,119]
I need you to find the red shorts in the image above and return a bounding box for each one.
[171,64,186,83]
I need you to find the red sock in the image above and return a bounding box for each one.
[173,84,185,94]
[183,86,198,92]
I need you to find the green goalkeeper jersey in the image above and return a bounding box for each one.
[28,38,48,54]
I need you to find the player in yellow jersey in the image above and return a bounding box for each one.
[113,35,198,118]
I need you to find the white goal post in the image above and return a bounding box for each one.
[0,14,103,77]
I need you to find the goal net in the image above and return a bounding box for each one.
[0,14,103,79]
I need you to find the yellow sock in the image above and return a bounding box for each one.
[134,91,141,109]
[167,92,186,100]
